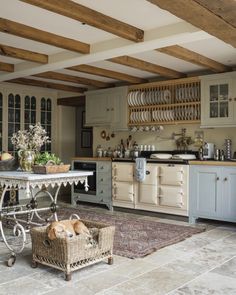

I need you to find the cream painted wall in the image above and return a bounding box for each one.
[93,124,236,155]
[57,106,76,163]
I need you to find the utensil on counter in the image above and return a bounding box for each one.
[100,130,106,139]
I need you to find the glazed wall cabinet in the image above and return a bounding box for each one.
[0,84,57,154]
[189,165,236,223]
[200,71,236,127]
[85,86,128,131]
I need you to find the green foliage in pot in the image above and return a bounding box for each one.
[34,152,62,166]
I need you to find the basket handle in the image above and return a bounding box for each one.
[69,214,80,220]
[43,239,51,248]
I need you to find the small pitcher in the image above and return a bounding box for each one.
[18,150,35,172]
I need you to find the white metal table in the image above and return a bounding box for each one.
[0,170,93,266]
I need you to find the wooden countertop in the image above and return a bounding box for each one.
[189,160,236,166]
[71,157,112,161]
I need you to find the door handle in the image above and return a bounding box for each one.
[146,170,150,175]
[216,177,220,181]
[224,177,228,181]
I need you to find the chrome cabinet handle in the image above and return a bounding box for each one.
[216,177,220,181]
[224,177,228,181]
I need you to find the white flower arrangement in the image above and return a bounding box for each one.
[11,123,50,151]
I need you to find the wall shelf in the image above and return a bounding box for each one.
[127,77,201,126]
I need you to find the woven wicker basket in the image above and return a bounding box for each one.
[32,164,70,174]
[30,220,115,281]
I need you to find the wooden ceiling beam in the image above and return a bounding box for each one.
[0,61,14,72]
[20,0,144,42]
[0,18,90,54]
[147,0,236,47]
[68,64,148,84]
[34,71,113,88]
[0,43,48,64]
[157,45,231,73]
[7,78,87,93]
[109,56,185,79]
[194,0,236,28]
[57,96,85,107]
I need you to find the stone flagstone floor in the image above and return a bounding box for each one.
[0,202,235,295]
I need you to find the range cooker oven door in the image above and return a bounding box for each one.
[73,162,96,195]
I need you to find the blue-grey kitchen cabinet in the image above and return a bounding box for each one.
[189,165,236,223]
[71,160,112,210]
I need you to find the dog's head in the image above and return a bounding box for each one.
[47,222,75,240]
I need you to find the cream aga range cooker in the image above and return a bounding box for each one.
[112,151,198,217]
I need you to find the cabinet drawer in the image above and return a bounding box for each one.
[97,174,111,186]
[97,162,111,173]
[97,184,111,198]
[159,166,184,186]
[159,187,184,208]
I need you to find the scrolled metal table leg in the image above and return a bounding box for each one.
[0,186,27,265]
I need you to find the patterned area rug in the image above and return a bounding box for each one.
[56,207,205,259]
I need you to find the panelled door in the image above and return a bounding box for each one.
[138,164,158,205]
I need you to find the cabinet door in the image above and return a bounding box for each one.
[159,166,184,186]
[112,163,133,182]
[113,181,134,202]
[138,184,158,205]
[109,87,128,131]
[143,164,158,185]
[85,93,109,125]
[201,77,235,127]
[221,168,236,221]
[159,186,184,208]
[190,166,221,219]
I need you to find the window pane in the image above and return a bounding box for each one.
[41,98,46,110]
[210,85,218,101]
[25,96,30,109]
[8,94,14,108]
[15,94,21,108]
[31,96,36,109]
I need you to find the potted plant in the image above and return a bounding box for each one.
[11,123,50,172]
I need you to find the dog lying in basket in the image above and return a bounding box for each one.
[46,219,99,248]
[31,218,115,281]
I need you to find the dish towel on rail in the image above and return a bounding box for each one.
[135,158,146,182]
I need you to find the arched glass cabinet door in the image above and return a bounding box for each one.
[24,95,36,129]
[41,97,52,152]
[0,93,2,151]
[8,94,21,154]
